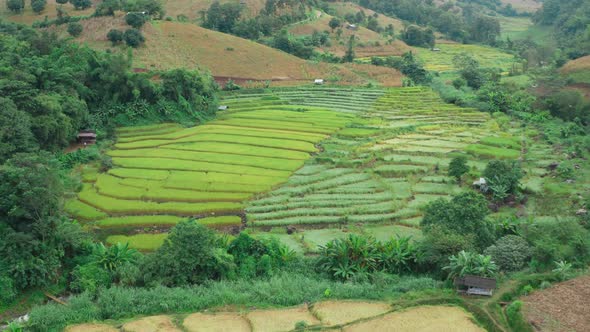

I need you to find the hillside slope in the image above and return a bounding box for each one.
[289,13,412,57]
[55,16,403,86]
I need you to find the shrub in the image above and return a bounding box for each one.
[443,250,498,279]
[421,191,494,249]
[70,264,112,293]
[70,0,91,10]
[56,0,67,3]
[419,226,477,273]
[31,0,46,14]
[448,155,469,182]
[142,220,236,286]
[506,300,532,332]
[6,0,24,13]
[67,22,83,37]
[0,274,16,305]
[123,28,145,47]
[107,29,123,45]
[125,12,146,28]
[483,160,523,194]
[484,235,532,271]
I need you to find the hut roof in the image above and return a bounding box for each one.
[455,275,496,289]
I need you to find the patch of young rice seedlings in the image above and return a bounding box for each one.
[421,175,451,183]
[398,216,423,227]
[97,215,184,227]
[253,216,342,226]
[408,194,450,209]
[479,136,521,149]
[215,118,338,135]
[391,207,422,219]
[106,234,168,251]
[465,144,520,159]
[166,170,281,187]
[375,165,430,176]
[116,123,182,135]
[365,225,423,242]
[108,149,305,172]
[286,168,357,186]
[117,133,320,153]
[392,145,456,154]
[108,168,171,180]
[164,142,310,160]
[81,166,99,182]
[413,182,461,195]
[383,154,451,166]
[275,173,372,195]
[111,157,291,178]
[293,164,328,176]
[196,216,242,227]
[78,186,242,216]
[64,199,108,220]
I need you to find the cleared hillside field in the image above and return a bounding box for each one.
[65,303,485,332]
[288,14,412,57]
[327,1,405,31]
[416,43,515,73]
[55,18,403,86]
[161,0,266,21]
[561,55,590,84]
[0,0,95,24]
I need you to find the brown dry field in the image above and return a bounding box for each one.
[161,0,266,21]
[342,305,485,332]
[522,275,590,332]
[65,323,118,332]
[328,1,405,31]
[289,14,412,58]
[246,305,320,332]
[183,312,250,332]
[560,55,590,74]
[50,17,402,86]
[66,303,486,332]
[312,300,391,326]
[500,0,542,13]
[0,0,95,25]
[121,315,180,332]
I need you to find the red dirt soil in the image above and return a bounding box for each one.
[522,275,590,332]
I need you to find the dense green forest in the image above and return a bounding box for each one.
[1,0,590,330]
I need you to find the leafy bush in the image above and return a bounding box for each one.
[6,0,24,12]
[443,250,498,279]
[31,0,46,14]
[67,22,83,37]
[70,0,91,10]
[317,234,420,281]
[522,219,590,270]
[483,160,523,195]
[484,235,532,271]
[0,274,16,305]
[448,155,469,182]
[70,264,111,293]
[123,28,145,47]
[142,220,235,286]
[107,29,123,45]
[421,191,494,249]
[125,12,146,28]
[506,300,532,332]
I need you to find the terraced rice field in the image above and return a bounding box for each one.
[245,87,524,240]
[66,94,356,249]
[69,86,559,251]
[65,303,485,332]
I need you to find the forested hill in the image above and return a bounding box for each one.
[0,20,217,161]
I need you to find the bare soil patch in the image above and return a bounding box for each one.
[522,275,590,332]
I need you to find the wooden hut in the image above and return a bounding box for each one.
[76,130,97,145]
[454,275,497,296]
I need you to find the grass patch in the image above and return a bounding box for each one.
[106,233,168,251]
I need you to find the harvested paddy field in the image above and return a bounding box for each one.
[65,302,485,332]
[522,275,590,332]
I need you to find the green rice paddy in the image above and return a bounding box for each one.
[69,86,563,251]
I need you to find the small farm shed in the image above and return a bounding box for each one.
[472,177,487,190]
[454,275,497,296]
[346,24,358,31]
[218,105,229,110]
[314,79,324,85]
[431,47,441,52]
[76,130,96,145]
